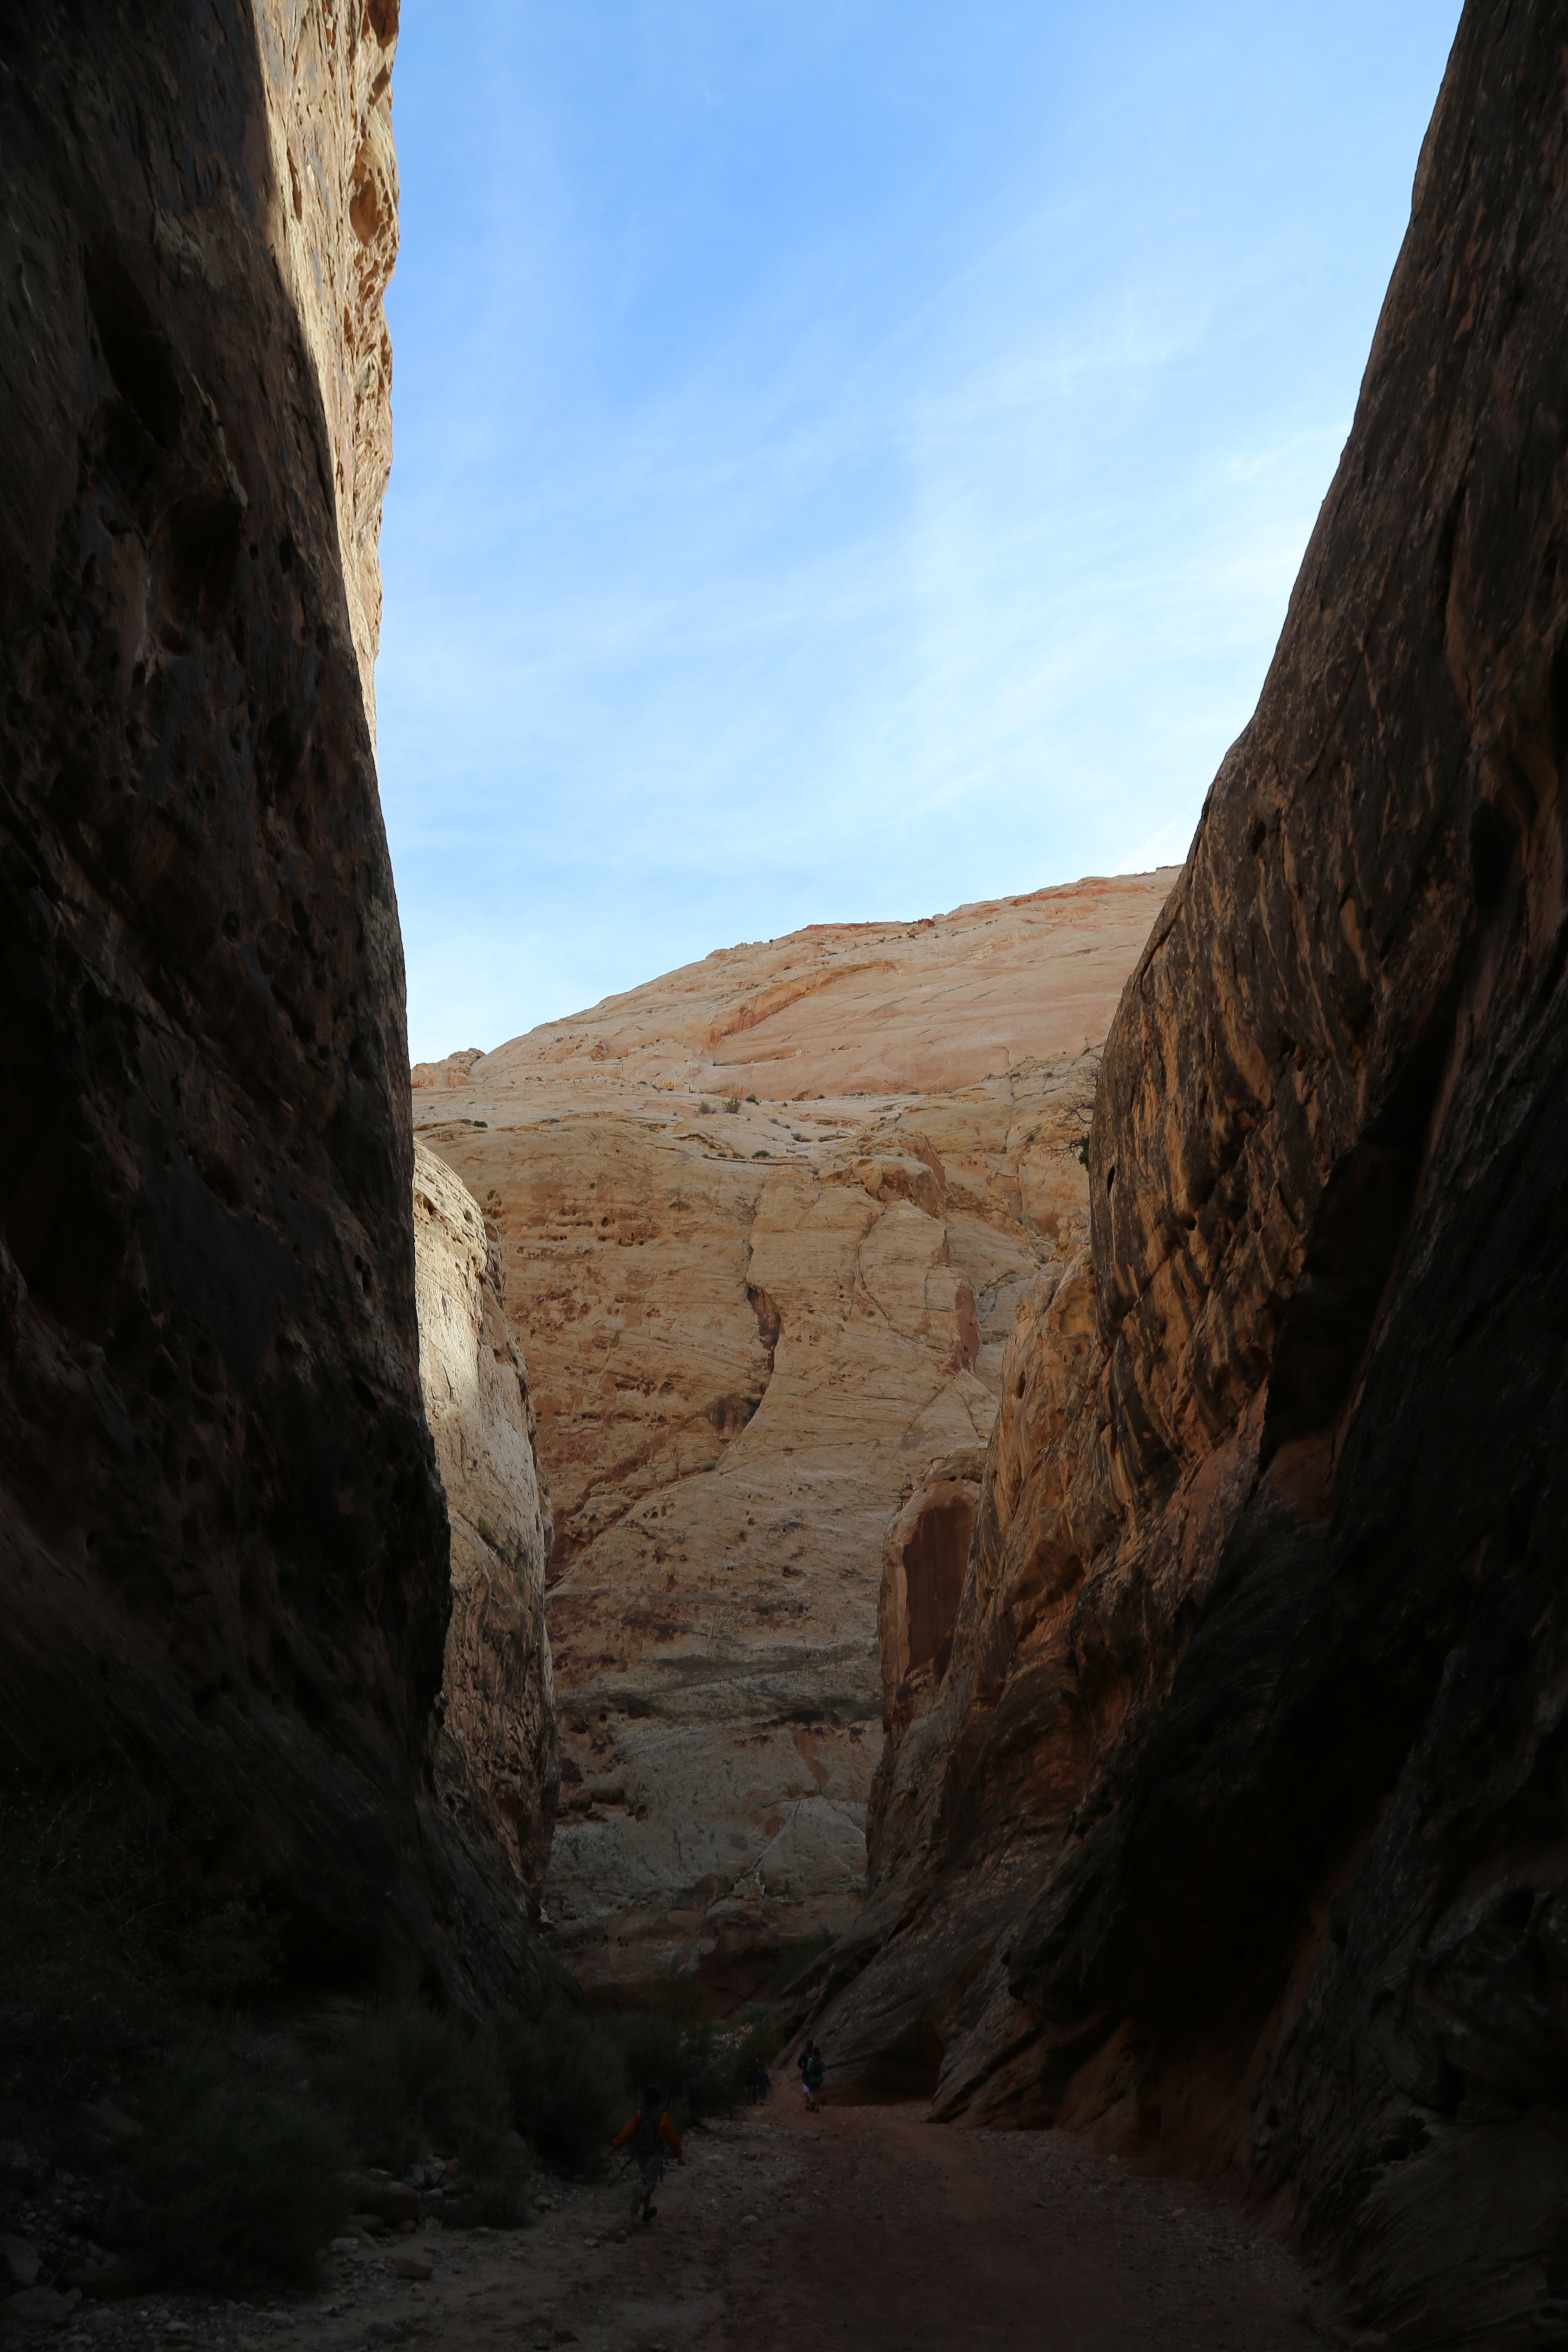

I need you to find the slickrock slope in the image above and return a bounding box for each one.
[0,3,550,2008]
[416,882,1174,1997]
[412,870,1177,1105]
[413,1142,558,1897]
[812,8,1568,2342]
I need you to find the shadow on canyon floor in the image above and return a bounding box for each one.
[12,2091,1332,2352]
[0,1786,770,2315]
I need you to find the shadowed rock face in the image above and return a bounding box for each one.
[814,7,1568,2338]
[413,1142,559,1897]
[0,2,553,2008]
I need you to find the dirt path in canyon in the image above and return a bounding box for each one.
[141,2093,1333,2352]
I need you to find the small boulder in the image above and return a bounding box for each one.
[2,2286,80,2333]
[100,2187,144,2250]
[74,2108,140,2147]
[0,2247,38,2292]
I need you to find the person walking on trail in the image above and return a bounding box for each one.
[800,2042,825,2111]
[611,2084,683,2223]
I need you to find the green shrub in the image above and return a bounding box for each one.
[322,1999,510,2176]
[766,1926,833,1997]
[726,2016,777,2088]
[491,1988,765,2173]
[172,1898,284,2009]
[0,1781,281,2040]
[493,1999,625,2167]
[603,1997,759,2126]
[437,2162,529,2229]
[607,2008,684,2108]
[134,2048,348,2293]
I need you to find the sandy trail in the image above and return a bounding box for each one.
[184,2093,1331,2352]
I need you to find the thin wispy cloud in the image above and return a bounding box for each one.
[377,1,1461,1062]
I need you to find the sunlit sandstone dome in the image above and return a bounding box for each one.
[413,870,1180,1105]
[413,869,1179,1999]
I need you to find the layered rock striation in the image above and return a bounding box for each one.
[0,2,550,2006]
[412,871,1178,1105]
[812,7,1568,2340]
[413,1142,558,1897]
[415,885,1172,1997]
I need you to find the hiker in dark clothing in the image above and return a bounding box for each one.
[611,2084,683,2223]
[798,2040,825,2110]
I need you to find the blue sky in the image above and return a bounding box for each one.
[377,2,1462,1064]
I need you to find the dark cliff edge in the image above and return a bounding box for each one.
[0,2,556,2014]
[812,5,1568,2340]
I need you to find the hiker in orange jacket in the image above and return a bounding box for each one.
[612,2084,684,2223]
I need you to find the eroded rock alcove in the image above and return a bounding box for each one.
[878,1452,980,1721]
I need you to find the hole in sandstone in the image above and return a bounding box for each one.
[1470,798,1516,909]
[1262,1007,1450,1462]
[900,1493,974,1678]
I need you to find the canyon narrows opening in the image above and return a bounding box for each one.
[412,873,1175,2007]
[5,3,1568,2349]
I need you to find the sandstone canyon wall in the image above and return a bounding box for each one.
[809,7,1568,2342]
[414,874,1175,1999]
[413,1142,558,1899]
[0,0,551,2008]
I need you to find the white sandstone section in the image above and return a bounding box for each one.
[254,0,399,746]
[413,1140,558,1896]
